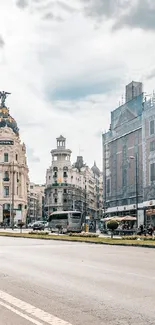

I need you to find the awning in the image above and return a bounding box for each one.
[121,216,136,221]
[103,216,136,222]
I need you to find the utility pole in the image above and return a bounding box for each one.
[48,194,50,219]
[135,153,138,228]
[11,161,15,229]
[104,142,107,217]
[130,153,138,228]
[84,177,87,223]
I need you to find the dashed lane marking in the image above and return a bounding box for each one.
[0,290,73,325]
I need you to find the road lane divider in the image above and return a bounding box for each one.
[0,300,43,325]
[0,290,73,325]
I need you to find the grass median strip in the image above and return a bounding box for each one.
[0,231,155,247]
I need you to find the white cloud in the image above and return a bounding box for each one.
[0,0,155,183]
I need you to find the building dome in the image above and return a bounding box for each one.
[0,106,19,136]
[91,161,100,177]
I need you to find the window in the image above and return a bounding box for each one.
[63,189,67,194]
[64,198,67,203]
[53,172,57,178]
[17,187,18,195]
[150,120,155,135]
[49,213,68,221]
[4,153,8,162]
[106,179,111,195]
[4,186,9,196]
[49,176,51,180]
[54,198,57,203]
[53,167,58,171]
[3,203,10,210]
[63,171,67,178]
[150,140,155,152]
[71,213,81,219]
[30,185,33,189]
[122,199,128,205]
[150,163,155,182]
[4,171,9,180]
[54,189,57,194]
[122,168,127,187]
[16,154,18,161]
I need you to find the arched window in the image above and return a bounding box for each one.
[63,166,68,178]
[18,204,22,211]
[53,172,57,178]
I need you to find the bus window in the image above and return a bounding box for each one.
[70,213,81,219]
[49,213,68,221]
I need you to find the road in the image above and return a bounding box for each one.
[0,237,155,325]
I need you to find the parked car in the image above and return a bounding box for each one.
[33,222,45,231]
[38,221,49,228]
[28,223,33,228]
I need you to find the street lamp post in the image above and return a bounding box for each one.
[10,161,15,229]
[130,153,138,227]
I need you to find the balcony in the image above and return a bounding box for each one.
[3,177,9,182]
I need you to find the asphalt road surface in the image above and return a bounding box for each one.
[0,237,155,325]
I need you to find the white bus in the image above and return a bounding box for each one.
[48,211,82,233]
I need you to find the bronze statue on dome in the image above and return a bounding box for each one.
[0,91,11,107]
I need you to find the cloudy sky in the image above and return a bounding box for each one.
[0,0,155,184]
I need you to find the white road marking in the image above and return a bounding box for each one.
[0,290,72,325]
[0,300,43,325]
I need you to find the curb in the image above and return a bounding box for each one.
[0,232,155,248]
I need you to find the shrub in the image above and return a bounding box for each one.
[29,231,49,235]
[107,220,118,238]
[69,232,99,238]
[122,235,155,241]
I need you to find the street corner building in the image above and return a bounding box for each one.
[102,81,155,227]
[0,92,29,225]
[44,135,103,220]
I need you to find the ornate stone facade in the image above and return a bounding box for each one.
[0,103,29,225]
[27,183,45,222]
[45,136,103,219]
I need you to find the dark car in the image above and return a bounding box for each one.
[33,222,45,231]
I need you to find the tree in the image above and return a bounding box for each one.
[107,220,118,238]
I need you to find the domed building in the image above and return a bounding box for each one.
[0,92,29,225]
